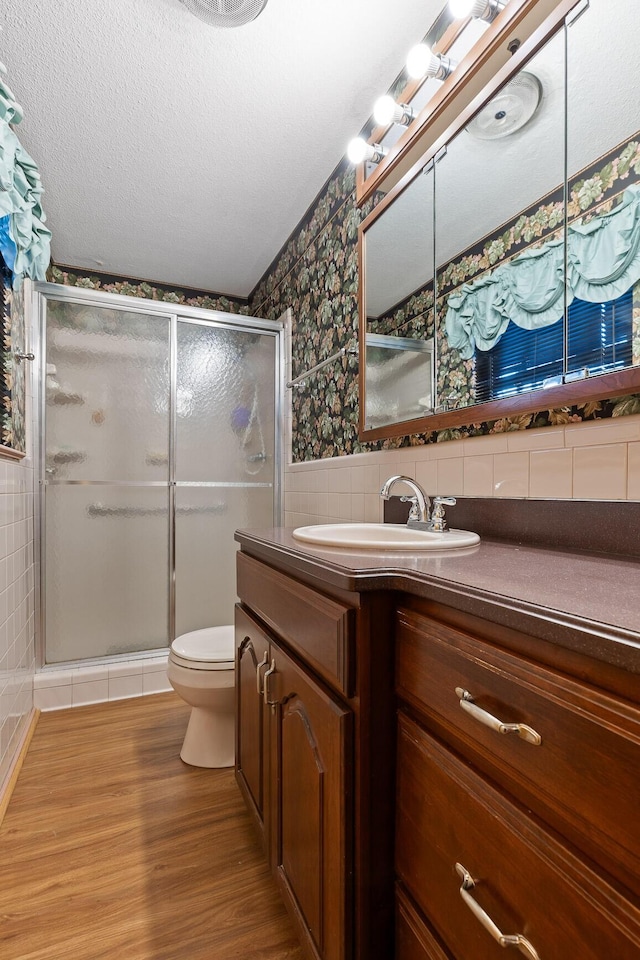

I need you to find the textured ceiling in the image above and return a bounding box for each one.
[0,0,443,296]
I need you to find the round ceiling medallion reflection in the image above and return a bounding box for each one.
[466,72,542,140]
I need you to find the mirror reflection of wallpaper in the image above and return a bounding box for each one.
[250,152,640,461]
[1,267,26,452]
[436,134,640,411]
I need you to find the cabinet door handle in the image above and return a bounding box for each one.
[455,863,540,960]
[263,660,277,707]
[255,651,269,694]
[455,687,542,745]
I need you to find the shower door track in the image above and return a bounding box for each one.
[34,283,284,670]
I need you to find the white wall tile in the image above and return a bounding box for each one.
[327,468,352,494]
[462,434,509,456]
[415,459,438,495]
[463,455,494,497]
[109,674,144,700]
[436,458,465,496]
[108,662,144,679]
[143,672,172,695]
[0,454,36,779]
[573,444,628,500]
[493,453,530,498]
[506,425,565,452]
[35,685,73,712]
[628,442,640,500]
[529,449,573,499]
[565,415,640,447]
[73,679,109,706]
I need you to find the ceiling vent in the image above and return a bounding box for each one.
[179,0,269,28]
[466,72,542,140]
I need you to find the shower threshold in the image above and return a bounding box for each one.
[33,648,172,712]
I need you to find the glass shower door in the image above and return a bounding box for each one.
[44,300,171,663]
[174,319,277,636]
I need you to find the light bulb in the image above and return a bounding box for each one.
[449,0,505,21]
[406,43,438,80]
[373,95,397,126]
[346,138,387,165]
[406,44,456,82]
[347,137,369,164]
[450,0,477,16]
[373,95,414,127]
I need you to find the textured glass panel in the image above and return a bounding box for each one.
[365,338,433,429]
[175,485,273,637]
[45,301,170,481]
[45,485,169,663]
[176,321,276,483]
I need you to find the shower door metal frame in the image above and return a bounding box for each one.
[33,282,284,669]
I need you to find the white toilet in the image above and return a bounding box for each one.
[167,625,236,768]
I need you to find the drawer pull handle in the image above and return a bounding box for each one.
[455,688,542,745]
[263,659,277,708]
[255,651,269,695]
[455,863,541,960]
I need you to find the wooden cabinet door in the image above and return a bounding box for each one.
[267,639,352,960]
[235,604,270,843]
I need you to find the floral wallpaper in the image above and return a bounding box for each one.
[1,264,26,452]
[48,264,249,315]
[249,138,640,461]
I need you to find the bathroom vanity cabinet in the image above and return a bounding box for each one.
[394,598,640,960]
[234,528,640,960]
[235,550,396,960]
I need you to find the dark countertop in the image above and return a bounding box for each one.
[235,527,640,674]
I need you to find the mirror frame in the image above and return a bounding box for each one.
[358,0,640,443]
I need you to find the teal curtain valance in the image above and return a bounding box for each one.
[445,183,640,359]
[0,63,51,288]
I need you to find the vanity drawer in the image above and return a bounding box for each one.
[396,713,640,960]
[396,886,453,960]
[396,607,640,892]
[237,552,354,696]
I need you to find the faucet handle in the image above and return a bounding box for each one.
[399,495,420,522]
[429,496,456,532]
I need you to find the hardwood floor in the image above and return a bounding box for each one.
[0,692,304,960]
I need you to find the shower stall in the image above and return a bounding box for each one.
[35,284,282,666]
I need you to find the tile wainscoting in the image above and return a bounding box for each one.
[0,384,36,794]
[33,655,172,712]
[284,413,640,529]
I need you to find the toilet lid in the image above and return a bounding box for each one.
[170,626,235,670]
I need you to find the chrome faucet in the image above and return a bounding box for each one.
[379,475,431,529]
[380,476,457,532]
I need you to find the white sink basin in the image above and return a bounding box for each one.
[292,523,480,551]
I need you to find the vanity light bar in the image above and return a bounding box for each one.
[347,0,510,166]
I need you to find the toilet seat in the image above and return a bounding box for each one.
[169,625,235,671]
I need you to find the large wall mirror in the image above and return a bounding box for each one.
[359,0,640,441]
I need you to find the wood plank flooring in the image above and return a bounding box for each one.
[0,692,304,960]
